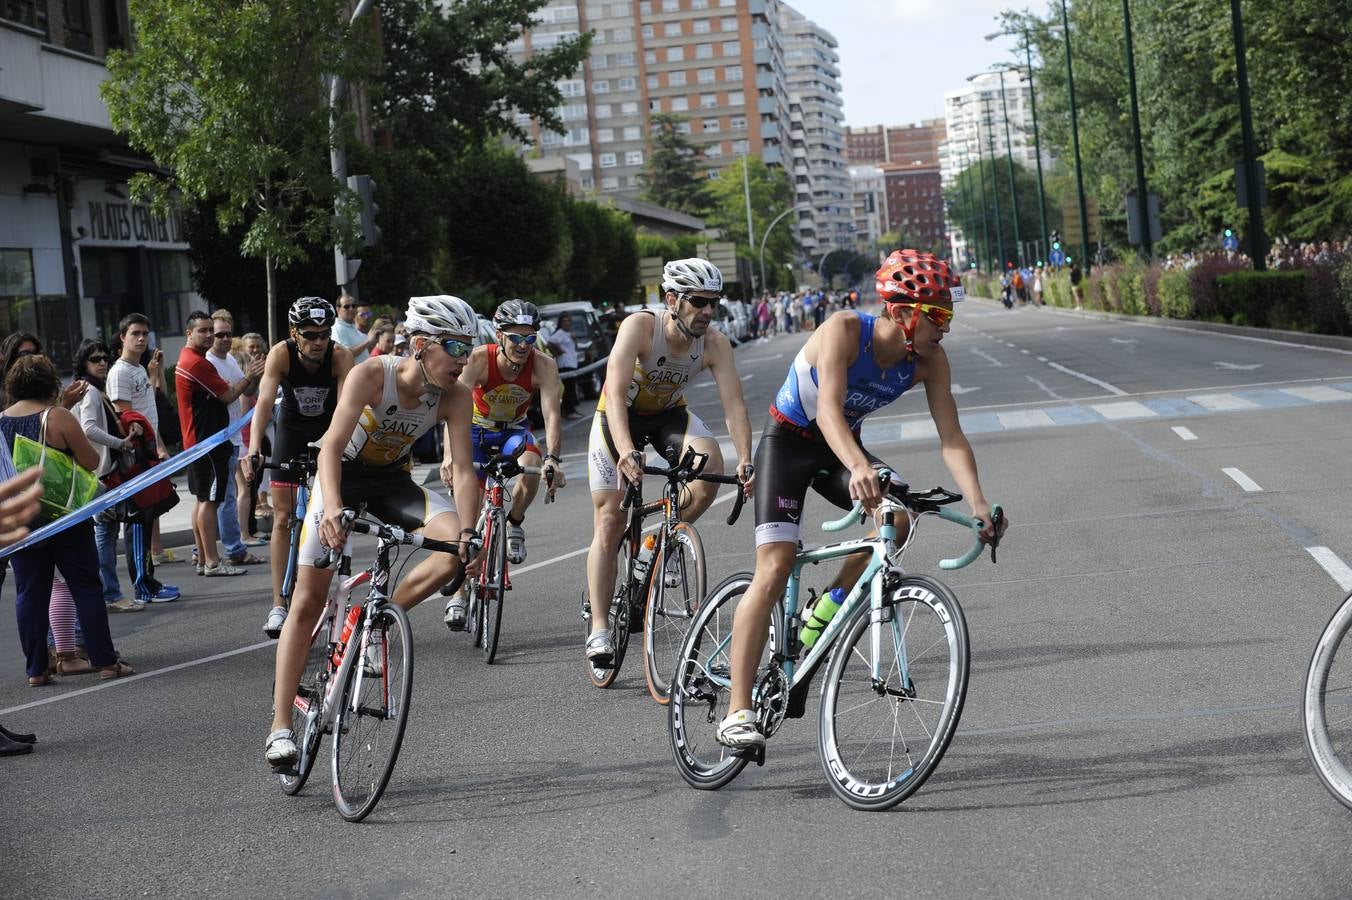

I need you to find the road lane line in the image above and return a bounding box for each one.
[1222,467,1263,492]
[1092,401,1157,420]
[1307,546,1352,591]
[0,640,274,716]
[1046,361,1128,396]
[971,349,1004,367]
[1172,426,1198,441]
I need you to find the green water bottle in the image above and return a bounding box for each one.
[801,587,846,649]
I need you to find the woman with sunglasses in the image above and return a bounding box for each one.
[242,297,354,638]
[715,249,1009,751]
[442,299,567,628]
[264,294,483,772]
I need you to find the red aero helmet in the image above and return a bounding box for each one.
[875,249,962,305]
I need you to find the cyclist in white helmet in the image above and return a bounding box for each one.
[582,257,755,670]
[265,295,483,772]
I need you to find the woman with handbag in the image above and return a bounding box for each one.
[0,354,132,686]
[75,340,179,609]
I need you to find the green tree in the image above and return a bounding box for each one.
[702,157,794,296]
[102,0,375,342]
[639,113,710,216]
[945,157,1052,268]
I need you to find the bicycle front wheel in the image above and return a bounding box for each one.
[1303,590,1352,810]
[645,523,707,704]
[818,574,969,811]
[669,572,782,791]
[331,603,414,822]
[482,510,507,664]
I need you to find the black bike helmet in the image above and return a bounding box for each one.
[494,299,541,331]
[288,296,337,329]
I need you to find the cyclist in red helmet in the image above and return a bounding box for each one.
[716,249,1008,751]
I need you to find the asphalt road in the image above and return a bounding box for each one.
[4,300,1352,898]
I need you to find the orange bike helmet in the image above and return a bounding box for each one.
[875,249,963,306]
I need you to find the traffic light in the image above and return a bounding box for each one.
[348,174,381,247]
[1223,227,1233,238]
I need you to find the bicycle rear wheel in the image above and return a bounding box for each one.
[1302,590,1352,810]
[278,602,334,796]
[587,541,633,688]
[331,603,414,822]
[669,573,782,791]
[482,510,507,664]
[818,574,969,811]
[645,523,707,705]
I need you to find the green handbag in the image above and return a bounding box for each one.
[11,408,101,525]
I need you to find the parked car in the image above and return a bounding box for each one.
[475,315,496,347]
[538,301,614,400]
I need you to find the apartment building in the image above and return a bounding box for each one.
[845,119,946,169]
[780,4,849,258]
[1,0,201,368]
[512,0,794,197]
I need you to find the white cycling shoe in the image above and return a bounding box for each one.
[585,630,614,668]
[716,708,765,749]
[444,596,467,631]
[507,523,526,565]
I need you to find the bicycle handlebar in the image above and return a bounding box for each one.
[314,507,464,568]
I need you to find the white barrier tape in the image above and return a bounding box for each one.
[0,408,254,560]
[557,354,608,381]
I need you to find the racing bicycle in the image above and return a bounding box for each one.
[584,444,745,695]
[1302,586,1352,810]
[276,507,463,822]
[668,471,1002,811]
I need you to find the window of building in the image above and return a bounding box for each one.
[732,140,749,155]
[598,128,615,142]
[626,150,644,166]
[612,26,632,41]
[694,68,713,85]
[692,0,709,7]
[720,16,736,31]
[602,176,620,190]
[639,1,651,13]
[623,125,642,140]
[561,102,588,120]
[671,96,689,111]
[696,43,714,59]
[617,76,637,91]
[675,120,692,134]
[600,153,618,168]
[706,142,724,158]
[621,101,640,114]
[646,74,659,89]
[722,40,740,56]
[664,21,681,36]
[718,0,735,6]
[611,3,631,16]
[667,45,684,61]
[662,0,679,9]
[593,79,610,93]
[728,90,744,105]
[725,65,742,81]
[729,115,747,130]
[649,99,661,112]
[702,117,720,132]
[613,51,634,66]
[669,70,687,86]
[645,49,657,63]
[699,93,719,109]
[592,29,606,45]
[693,19,711,34]
[592,53,609,69]
[641,24,654,38]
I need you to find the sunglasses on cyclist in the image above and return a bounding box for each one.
[678,293,721,309]
[296,329,330,342]
[895,303,954,328]
[501,333,538,347]
[437,338,473,358]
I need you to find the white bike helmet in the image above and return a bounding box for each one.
[404,295,477,339]
[661,258,723,295]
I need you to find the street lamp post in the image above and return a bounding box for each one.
[1121,0,1152,259]
[979,93,1006,269]
[330,0,377,322]
[1229,0,1267,270]
[987,27,1051,268]
[956,150,978,270]
[1059,0,1092,272]
[759,204,810,293]
[742,154,758,291]
[996,68,1025,266]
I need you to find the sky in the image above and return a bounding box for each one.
[784,0,1026,128]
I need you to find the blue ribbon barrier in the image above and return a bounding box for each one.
[0,407,254,561]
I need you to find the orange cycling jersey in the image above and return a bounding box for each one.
[472,348,535,429]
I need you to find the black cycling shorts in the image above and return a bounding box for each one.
[752,418,887,547]
[270,418,326,487]
[587,405,714,492]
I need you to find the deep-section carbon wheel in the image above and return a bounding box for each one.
[1303,590,1352,810]
[669,573,782,791]
[645,523,707,705]
[818,575,969,811]
[587,540,633,688]
[331,603,414,822]
[482,510,508,664]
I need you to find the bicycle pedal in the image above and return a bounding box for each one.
[731,745,766,766]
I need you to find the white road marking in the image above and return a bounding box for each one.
[1020,349,1031,355]
[1307,546,1352,591]
[1215,361,1262,370]
[1172,426,1198,441]
[900,420,939,440]
[1036,356,1048,362]
[950,384,982,395]
[1222,467,1263,492]
[1279,385,1351,402]
[1092,401,1157,420]
[1188,393,1259,411]
[971,348,1005,367]
[997,409,1056,429]
[741,373,753,381]
[1046,361,1128,396]
[1110,338,1137,345]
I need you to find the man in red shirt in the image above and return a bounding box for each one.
[175,310,263,576]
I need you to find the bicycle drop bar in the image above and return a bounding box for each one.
[347,519,462,555]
